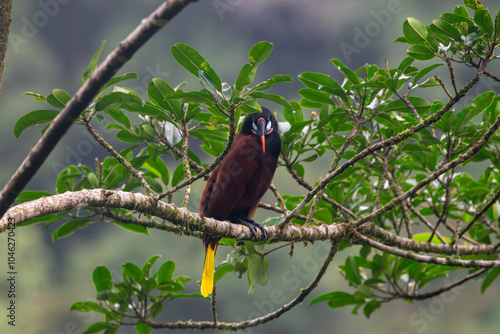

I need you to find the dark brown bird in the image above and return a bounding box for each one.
[199,107,281,297]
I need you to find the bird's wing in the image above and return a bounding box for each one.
[200,136,260,220]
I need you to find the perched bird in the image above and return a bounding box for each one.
[199,107,281,297]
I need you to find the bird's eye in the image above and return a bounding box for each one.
[252,121,258,132]
[266,120,272,131]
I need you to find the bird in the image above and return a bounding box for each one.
[199,106,281,297]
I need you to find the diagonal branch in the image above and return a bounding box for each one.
[281,63,487,226]
[0,0,197,219]
[82,118,153,195]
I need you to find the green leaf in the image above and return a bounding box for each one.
[431,19,462,41]
[16,190,52,203]
[310,291,363,308]
[474,9,494,37]
[248,92,292,110]
[403,18,427,44]
[453,91,496,131]
[247,253,268,286]
[142,255,161,276]
[413,233,450,244]
[235,41,274,90]
[298,88,336,106]
[171,43,221,90]
[380,97,431,113]
[148,78,182,120]
[214,263,235,283]
[82,322,113,334]
[363,300,382,318]
[158,261,176,283]
[122,262,142,282]
[464,0,483,11]
[344,257,362,285]
[135,323,152,334]
[331,58,360,85]
[164,90,216,105]
[412,63,444,85]
[95,92,143,111]
[113,222,149,235]
[98,72,138,96]
[52,89,72,106]
[407,45,435,60]
[24,91,47,101]
[171,163,185,187]
[83,40,108,85]
[481,268,500,294]
[103,109,131,128]
[52,219,90,241]
[250,74,293,92]
[14,109,59,138]
[92,266,113,292]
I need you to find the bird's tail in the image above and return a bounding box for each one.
[201,234,219,297]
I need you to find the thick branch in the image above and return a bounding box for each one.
[2,189,499,265]
[0,189,343,242]
[0,0,197,218]
[0,0,13,97]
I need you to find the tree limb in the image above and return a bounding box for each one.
[0,0,13,97]
[0,0,197,219]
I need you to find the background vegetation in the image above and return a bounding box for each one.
[1,1,500,333]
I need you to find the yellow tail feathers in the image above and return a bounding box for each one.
[201,242,217,297]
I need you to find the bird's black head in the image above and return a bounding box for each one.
[241,107,280,155]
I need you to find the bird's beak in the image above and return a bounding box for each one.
[257,118,267,153]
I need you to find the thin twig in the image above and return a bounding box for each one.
[394,268,487,300]
[181,126,191,207]
[211,285,218,325]
[82,118,153,195]
[434,75,453,99]
[458,188,500,241]
[445,56,458,95]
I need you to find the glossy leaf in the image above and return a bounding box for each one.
[14,109,59,138]
[431,19,462,41]
[249,92,293,109]
[247,253,268,286]
[82,40,108,85]
[52,219,90,241]
[171,43,221,90]
[403,18,427,44]
[407,45,435,60]
[235,41,274,90]
[92,266,113,292]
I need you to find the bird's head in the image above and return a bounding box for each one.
[241,107,279,154]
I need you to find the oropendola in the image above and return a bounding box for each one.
[199,107,281,297]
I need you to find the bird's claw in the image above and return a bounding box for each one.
[230,216,268,242]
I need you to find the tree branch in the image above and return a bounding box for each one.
[0,0,197,218]
[146,241,339,330]
[0,0,13,97]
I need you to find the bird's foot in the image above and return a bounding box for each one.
[230,216,268,241]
